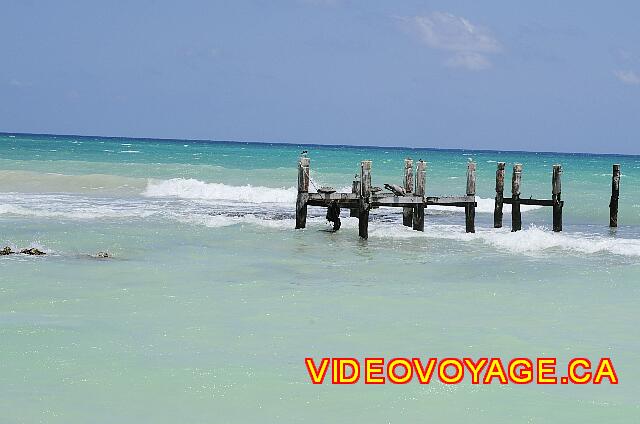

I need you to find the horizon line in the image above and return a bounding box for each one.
[1,131,637,158]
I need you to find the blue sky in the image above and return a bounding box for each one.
[1,0,639,154]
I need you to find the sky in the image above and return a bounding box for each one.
[1,0,639,154]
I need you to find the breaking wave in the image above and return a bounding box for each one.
[143,178,298,204]
[1,191,638,258]
[142,178,542,213]
[367,222,640,257]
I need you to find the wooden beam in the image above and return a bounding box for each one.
[503,198,555,207]
[308,199,359,207]
[308,193,359,202]
[308,194,477,208]
[610,164,620,228]
[511,163,522,232]
[465,162,476,233]
[374,196,424,207]
[494,162,505,228]
[552,164,563,232]
[402,158,414,227]
[427,195,476,205]
[295,157,310,229]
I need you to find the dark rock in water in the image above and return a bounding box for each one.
[20,248,46,255]
[96,251,110,258]
[371,186,382,193]
[0,246,14,255]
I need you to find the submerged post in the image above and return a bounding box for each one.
[511,163,522,232]
[552,164,563,232]
[350,175,360,217]
[359,160,372,239]
[494,162,505,228]
[403,158,414,227]
[610,164,620,228]
[295,156,310,229]
[412,160,426,231]
[465,162,476,233]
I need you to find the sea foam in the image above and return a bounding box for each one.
[143,178,297,204]
[2,191,639,258]
[142,178,541,213]
[368,221,640,257]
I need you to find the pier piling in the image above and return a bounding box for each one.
[465,162,476,233]
[295,157,310,229]
[552,165,563,232]
[350,176,360,217]
[412,160,426,231]
[511,164,522,232]
[403,159,414,227]
[610,164,620,228]
[494,162,505,228]
[359,160,372,239]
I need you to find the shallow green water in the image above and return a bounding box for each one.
[1,133,639,423]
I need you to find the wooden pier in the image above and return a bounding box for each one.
[295,156,477,239]
[295,157,625,238]
[493,163,564,232]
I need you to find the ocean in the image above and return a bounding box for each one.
[1,132,638,423]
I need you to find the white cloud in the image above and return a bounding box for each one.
[403,12,501,71]
[613,70,640,85]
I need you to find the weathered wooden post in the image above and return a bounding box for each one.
[465,162,476,233]
[412,160,426,231]
[358,160,372,239]
[552,164,563,232]
[403,158,414,226]
[494,162,505,228]
[511,163,522,232]
[350,175,360,218]
[295,156,310,229]
[610,164,620,227]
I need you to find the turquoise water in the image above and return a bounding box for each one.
[1,133,639,423]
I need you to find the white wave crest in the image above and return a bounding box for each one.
[142,178,542,214]
[143,178,297,204]
[1,191,637,258]
[476,226,640,256]
[368,222,640,257]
